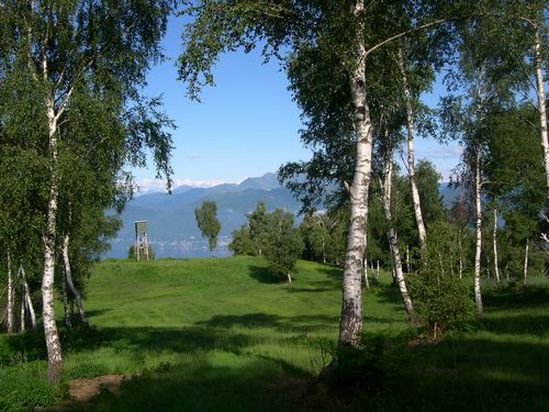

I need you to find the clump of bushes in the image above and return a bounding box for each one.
[409,270,474,340]
[229,202,303,282]
[128,244,155,260]
[262,209,304,282]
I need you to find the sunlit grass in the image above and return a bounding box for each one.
[1,257,548,411]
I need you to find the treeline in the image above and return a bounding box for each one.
[0,2,175,383]
[179,0,548,351]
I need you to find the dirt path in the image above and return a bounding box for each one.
[35,374,126,411]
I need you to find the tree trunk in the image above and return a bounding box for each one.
[20,284,25,333]
[43,96,63,383]
[523,239,529,286]
[322,237,326,264]
[61,269,72,329]
[338,0,373,348]
[376,260,380,280]
[62,234,88,325]
[6,251,14,333]
[397,47,427,247]
[363,259,370,290]
[473,151,484,316]
[534,28,549,190]
[20,267,36,329]
[458,228,463,279]
[381,156,416,322]
[493,208,500,283]
[406,245,411,273]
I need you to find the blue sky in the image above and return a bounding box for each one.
[135,16,461,192]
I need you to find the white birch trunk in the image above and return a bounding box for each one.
[61,269,71,328]
[21,267,36,329]
[473,151,484,316]
[376,260,380,280]
[458,228,463,279]
[534,29,549,190]
[406,245,411,273]
[43,96,63,383]
[20,285,25,333]
[6,251,14,333]
[364,260,370,289]
[397,47,427,247]
[493,208,500,283]
[523,239,529,286]
[62,234,88,324]
[338,0,372,348]
[381,157,416,322]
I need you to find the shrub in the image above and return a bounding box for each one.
[263,209,304,282]
[0,361,58,411]
[128,244,155,260]
[409,270,474,340]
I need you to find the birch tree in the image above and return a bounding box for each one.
[378,130,416,322]
[0,1,174,382]
[179,0,454,349]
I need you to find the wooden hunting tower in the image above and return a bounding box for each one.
[134,220,149,261]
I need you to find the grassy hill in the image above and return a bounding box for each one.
[1,257,548,411]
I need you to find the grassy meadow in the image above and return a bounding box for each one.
[0,257,548,411]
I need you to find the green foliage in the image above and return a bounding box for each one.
[228,224,255,256]
[406,221,475,338]
[194,201,222,256]
[228,202,269,257]
[299,210,347,266]
[262,209,304,282]
[0,361,58,411]
[409,270,475,339]
[128,245,155,261]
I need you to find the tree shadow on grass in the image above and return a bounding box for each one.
[382,338,549,412]
[3,312,338,366]
[83,355,312,412]
[248,265,279,284]
[483,284,549,310]
[196,312,339,335]
[476,314,548,337]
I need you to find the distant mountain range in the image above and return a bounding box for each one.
[106,173,301,258]
[105,173,461,259]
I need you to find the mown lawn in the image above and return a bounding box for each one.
[0,257,548,411]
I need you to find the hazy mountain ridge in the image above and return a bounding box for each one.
[106,173,299,258]
[106,174,461,258]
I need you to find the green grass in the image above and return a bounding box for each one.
[1,257,548,411]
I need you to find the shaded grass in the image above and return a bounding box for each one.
[0,257,548,411]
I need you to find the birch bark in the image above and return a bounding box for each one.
[493,208,500,283]
[381,155,416,322]
[397,47,427,247]
[21,267,36,328]
[534,28,549,190]
[338,0,373,348]
[6,251,13,333]
[42,95,63,383]
[62,234,88,324]
[473,151,484,316]
[61,269,71,328]
[20,282,25,333]
[523,239,529,286]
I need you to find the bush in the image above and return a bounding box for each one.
[409,270,474,340]
[262,209,304,282]
[128,244,155,260]
[0,361,58,411]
